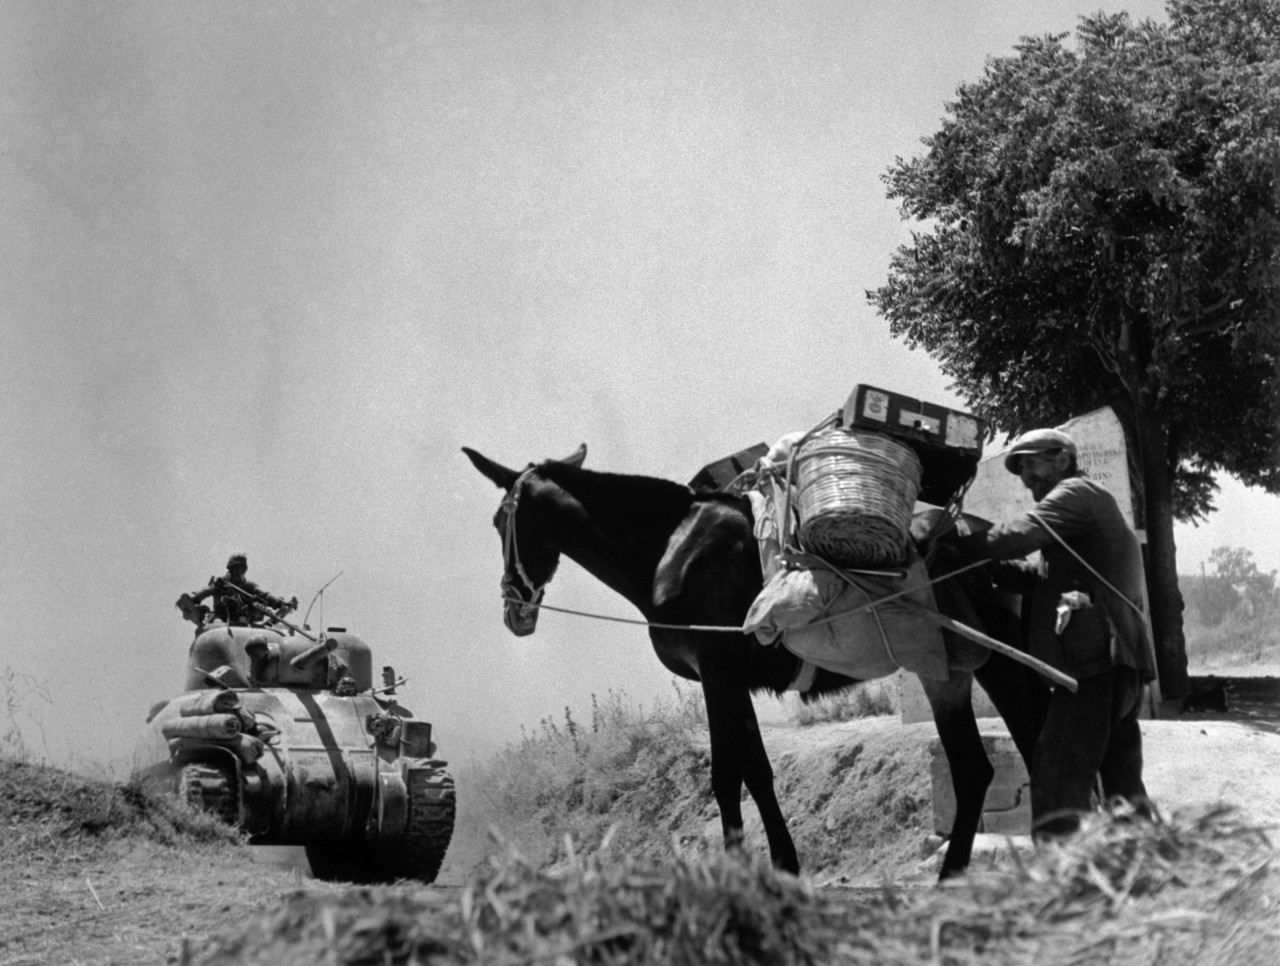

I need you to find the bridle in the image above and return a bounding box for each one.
[498,467,558,629]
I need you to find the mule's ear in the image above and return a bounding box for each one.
[557,443,587,469]
[462,447,520,490]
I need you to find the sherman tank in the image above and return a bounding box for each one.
[134,592,455,884]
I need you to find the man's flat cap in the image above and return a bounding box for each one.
[1002,429,1078,473]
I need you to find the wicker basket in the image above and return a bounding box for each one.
[794,428,922,567]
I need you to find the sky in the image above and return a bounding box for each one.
[3,0,1275,773]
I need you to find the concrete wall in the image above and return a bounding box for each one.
[929,728,1031,835]
[899,675,1031,834]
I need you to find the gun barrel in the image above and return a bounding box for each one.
[290,636,335,671]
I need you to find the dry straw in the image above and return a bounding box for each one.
[189,809,1275,966]
[794,428,923,568]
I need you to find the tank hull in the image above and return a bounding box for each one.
[135,622,455,883]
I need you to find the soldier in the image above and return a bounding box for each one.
[956,429,1157,840]
[179,554,297,626]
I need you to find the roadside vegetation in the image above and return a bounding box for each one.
[451,684,716,875]
[192,808,1276,966]
[1,669,243,861]
[787,676,901,725]
[1181,547,1280,668]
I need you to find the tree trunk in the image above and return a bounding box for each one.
[1133,414,1190,698]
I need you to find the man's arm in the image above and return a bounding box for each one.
[240,581,296,614]
[955,516,1054,561]
[956,479,1095,562]
[188,579,219,604]
[263,591,293,611]
[990,558,1040,596]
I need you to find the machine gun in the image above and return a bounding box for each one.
[176,576,306,640]
[222,579,298,622]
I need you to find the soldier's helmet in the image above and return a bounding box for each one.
[227,553,248,569]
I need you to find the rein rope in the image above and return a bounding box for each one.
[499,557,992,634]
[497,457,990,635]
[501,467,557,613]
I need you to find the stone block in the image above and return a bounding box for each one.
[899,672,1000,725]
[929,730,1031,835]
[982,801,1032,835]
[982,778,1026,812]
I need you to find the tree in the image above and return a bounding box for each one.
[1206,546,1279,614]
[868,0,1280,696]
[1183,546,1279,625]
[1182,569,1237,627]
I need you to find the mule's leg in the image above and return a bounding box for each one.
[700,672,800,874]
[921,670,993,881]
[972,650,1050,769]
[738,700,800,875]
[964,595,1050,770]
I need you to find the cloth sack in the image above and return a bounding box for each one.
[743,552,949,682]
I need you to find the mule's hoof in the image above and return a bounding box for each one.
[773,853,800,876]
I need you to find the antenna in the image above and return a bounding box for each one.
[303,571,344,628]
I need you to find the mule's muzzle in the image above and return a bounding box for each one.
[503,598,539,636]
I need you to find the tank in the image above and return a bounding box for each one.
[134,609,455,884]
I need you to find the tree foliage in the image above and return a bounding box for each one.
[869,0,1280,523]
[869,0,1280,693]
[1183,546,1279,626]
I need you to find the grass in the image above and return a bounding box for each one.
[4,649,1277,965]
[189,809,1277,966]
[455,673,909,878]
[2,664,243,861]
[454,683,716,874]
[0,756,244,859]
[5,731,1272,966]
[1184,607,1280,669]
[1,665,53,764]
[790,676,902,726]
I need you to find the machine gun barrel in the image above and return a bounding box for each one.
[222,580,313,640]
[243,598,318,643]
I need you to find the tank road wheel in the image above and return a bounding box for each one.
[178,761,240,827]
[303,766,456,884]
[393,764,457,884]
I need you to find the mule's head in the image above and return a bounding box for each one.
[462,444,587,636]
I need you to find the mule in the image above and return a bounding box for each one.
[463,443,1049,880]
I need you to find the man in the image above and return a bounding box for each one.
[181,554,296,626]
[957,429,1157,839]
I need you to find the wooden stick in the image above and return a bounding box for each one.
[895,596,1079,692]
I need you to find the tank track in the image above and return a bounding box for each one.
[399,764,456,883]
[179,760,240,827]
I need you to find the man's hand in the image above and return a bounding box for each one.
[1054,591,1092,634]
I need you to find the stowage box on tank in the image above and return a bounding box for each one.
[135,615,455,884]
